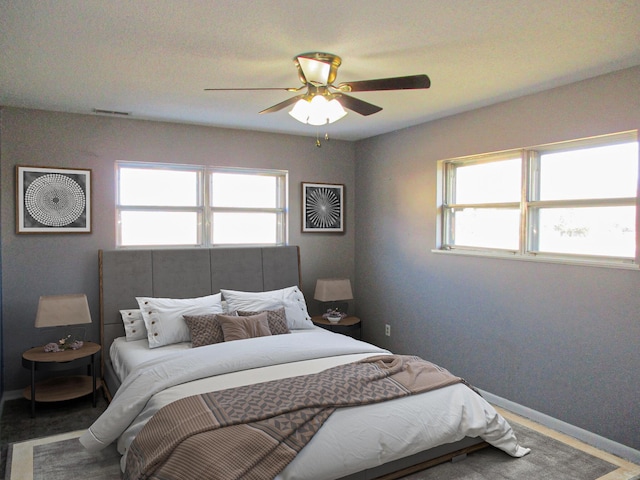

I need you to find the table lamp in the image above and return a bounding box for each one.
[314,278,353,322]
[35,294,92,351]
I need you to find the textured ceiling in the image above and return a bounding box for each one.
[1,0,639,141]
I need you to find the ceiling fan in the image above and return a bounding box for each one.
[205,52,431,126]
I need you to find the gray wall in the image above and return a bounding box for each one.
[0,107,356,392]
[355,66,640,451]
[0,112,3,395]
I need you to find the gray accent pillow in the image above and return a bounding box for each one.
[183,314,224,348]
[237,307,290,335]
[217,312,272,342]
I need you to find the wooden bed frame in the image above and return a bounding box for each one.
[98,245,487,480]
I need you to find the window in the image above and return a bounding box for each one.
[438,131,639,267]
[117,163,287,247]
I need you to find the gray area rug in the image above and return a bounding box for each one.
[402,423,618,479]
[6,430,120,480]
[33,436,120,480]
[5,421,633,480]
[0,396,109,480]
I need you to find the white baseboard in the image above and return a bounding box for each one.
[479,389,640,465]
[2,389,25,401]
[0,389,25,419]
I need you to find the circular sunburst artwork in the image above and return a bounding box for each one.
[25,173,86,227]
[304,184,343,231]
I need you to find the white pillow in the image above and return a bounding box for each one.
[136,293,224,348]
[221,286,313,330]
[119,309,147,342]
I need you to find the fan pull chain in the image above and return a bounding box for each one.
[315,130,330,147]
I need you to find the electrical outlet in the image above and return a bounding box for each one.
[385,324,391,336]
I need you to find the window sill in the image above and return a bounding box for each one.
[431,248,639,271]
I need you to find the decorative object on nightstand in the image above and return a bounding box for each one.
[312,315,361,340]
[314,278,353,321]
[23,293,100,417]
[35,294,92,351]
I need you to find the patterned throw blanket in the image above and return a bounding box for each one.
[124,355,464,480]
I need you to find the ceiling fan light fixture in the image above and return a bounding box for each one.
[298,57,331,85]
[289,94,347,125]
[324,98,348,123]
[207,51,429,123]
[289,98,312,123]
[294,52,342,86]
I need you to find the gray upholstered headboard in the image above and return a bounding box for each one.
[99,245,301,396]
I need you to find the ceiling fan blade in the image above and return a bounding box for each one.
[337,94,383,116]
[258,95,304,114]
[337,74,430,92]
[205,87,303,92]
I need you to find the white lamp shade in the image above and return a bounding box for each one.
[35,294,92,328]
[297,56,332,85]
[314,279,353,302]
[289,95,347,125]
[325,98,348,122]
[289,98,312,123]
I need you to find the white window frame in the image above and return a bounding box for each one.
[116,162,288,248]
[435,131,639,269]
[207,166,288,246]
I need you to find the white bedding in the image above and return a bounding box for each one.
[110,337,191,382]
[82,328,529,479]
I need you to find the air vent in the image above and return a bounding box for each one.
[92,108,131,116]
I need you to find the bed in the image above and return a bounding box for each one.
[81,246,529,480]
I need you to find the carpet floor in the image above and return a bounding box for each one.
[0,394,109,479]
[400,407,640,480]
[2,395,640,480]
[6,430,120,480]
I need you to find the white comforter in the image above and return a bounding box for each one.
[81,328,529,479]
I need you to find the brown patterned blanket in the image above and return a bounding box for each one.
[124,355,464,480]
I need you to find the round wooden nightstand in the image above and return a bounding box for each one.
[22,341,102,417]
[312,315,361,340]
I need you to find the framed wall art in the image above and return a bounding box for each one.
[16,166,92,234]
[302,182,344,233]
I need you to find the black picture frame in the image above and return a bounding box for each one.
[302,182,344,233]
[16,165,92,234]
